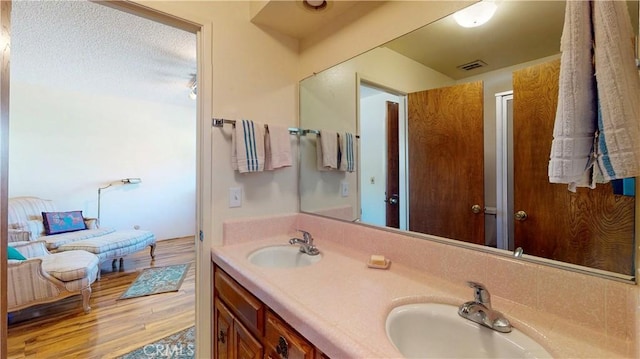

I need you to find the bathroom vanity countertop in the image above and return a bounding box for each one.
[211,235,630,358]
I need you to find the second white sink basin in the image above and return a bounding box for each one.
[386,303,552,358]
[247,245,322,268]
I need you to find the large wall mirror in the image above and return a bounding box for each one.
[299,0,639,279]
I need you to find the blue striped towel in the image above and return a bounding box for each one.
[592,0,640,182]
[231,119,265,173]
[549,0,640,190]
[339,132,356,173]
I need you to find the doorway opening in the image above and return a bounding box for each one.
[5,0,202,356]
[357,78,408,230]
[495,91,514,251]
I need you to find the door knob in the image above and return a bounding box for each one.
[471,204,482,214]
[386,194,399,205]
[515,210,528,221]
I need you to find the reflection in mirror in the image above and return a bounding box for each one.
[299,0,639,278]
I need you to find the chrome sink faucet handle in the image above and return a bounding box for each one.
[468,281,491,308]
[459,281,512,333]
[289,229,319,256]
[296,229,314,245]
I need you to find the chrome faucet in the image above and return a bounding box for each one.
[458,281,512,333]
[289,229,320,256]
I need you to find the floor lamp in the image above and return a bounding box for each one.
[97,178,142,225]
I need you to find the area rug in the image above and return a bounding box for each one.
[119,264,190,300]
[117,326,195,359]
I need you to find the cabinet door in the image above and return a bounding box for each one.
[265,311,314,359]
[215,298,234,359]
[233,319,263,359]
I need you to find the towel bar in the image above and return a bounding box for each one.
[211,118,359,138]
[212,118,302,135]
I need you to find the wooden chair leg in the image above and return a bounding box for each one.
[81,287,92,313]
[111,258,118,269]
[150,243,157,260]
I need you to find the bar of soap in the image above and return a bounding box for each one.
[370,254,386,266]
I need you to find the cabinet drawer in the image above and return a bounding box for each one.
[215,268,265,336]
[265,310,314,359]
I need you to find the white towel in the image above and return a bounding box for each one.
[264,124,292,170]
[548,0,598,191]
[338,132,356,172]
[231,119,265,173]
[593,0,640,181]
[316,130,339,171]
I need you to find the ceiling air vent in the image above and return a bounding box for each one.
[457,60,487,71]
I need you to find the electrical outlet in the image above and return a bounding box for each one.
[229,187,242,208]
[370,176,375,184]
[341,181,349,197]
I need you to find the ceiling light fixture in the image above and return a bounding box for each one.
[302,0,328,11]
[453,1,497,28]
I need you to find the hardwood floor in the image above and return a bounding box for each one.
[7,236,196,359]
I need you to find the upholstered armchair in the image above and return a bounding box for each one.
[8,240,99,313]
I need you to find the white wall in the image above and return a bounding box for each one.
[8,82,196,240]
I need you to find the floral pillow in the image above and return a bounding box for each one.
[42,211,87,235]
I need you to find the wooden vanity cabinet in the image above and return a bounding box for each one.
[213,265,324,359]
[215,298,263,359]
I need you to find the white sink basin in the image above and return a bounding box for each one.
[247,245,322,268]
[386,303,552,359]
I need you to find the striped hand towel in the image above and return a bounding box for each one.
[339,132,356,172]
[231,119,265,173]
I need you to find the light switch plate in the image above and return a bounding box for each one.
[229,187,242,208]
[340,181,349,197]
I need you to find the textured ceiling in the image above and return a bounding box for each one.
[11,0,197,108]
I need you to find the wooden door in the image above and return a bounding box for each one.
[408,82,485,244]
[386,101,400,228]
[513,59,635,275]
